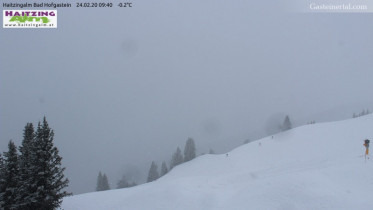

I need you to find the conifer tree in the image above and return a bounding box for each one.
[96,172,110,191]
[184,138,196,162]
[147,161,159,182]
[96,171,103,191]
[0,118,69,209]
[17,123,35,208]
[0,141,20,209]
[29,117,70,209]
[117,175,129,189]
[102,173,110,190]
[170,147,183,169]
[282,115,292,131]
[161,161,168,176]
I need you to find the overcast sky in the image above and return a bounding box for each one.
[1,0,373,194]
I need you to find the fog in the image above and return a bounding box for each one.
[1,0,373,194]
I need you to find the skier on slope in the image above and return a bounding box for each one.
[364,139,370,155]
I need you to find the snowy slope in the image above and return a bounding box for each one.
[62,115,373,210]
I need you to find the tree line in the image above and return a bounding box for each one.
[353,109,371,118]
[95,116,295,191]
[95,115,298,191]
[146,137,197,183]
[95,138,197,191]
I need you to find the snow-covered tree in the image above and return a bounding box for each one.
[282,115,292,131]
[147,161,159,182]
[116,173,136,189]
[184,138,196,162]
[0,141,20,209]
[170,147,183,169]
[97,172,110,191]
[0,118,69,209]
[160,161,168,176]
[117,175,129,189]
[28,117,70,209]
[17,123,35,208]
[96,171,103,191]
[102,173,110,190]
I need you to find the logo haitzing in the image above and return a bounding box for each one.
[3,10,57,28]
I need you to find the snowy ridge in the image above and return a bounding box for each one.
[62,115,373,210]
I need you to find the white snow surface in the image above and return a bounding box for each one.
[62,115,373,210]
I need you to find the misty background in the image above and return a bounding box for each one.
[1,0,373,194]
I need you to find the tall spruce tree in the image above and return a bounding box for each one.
[102,173,110,191]
[96,171,103,191]
[160,161,168,176]
[18,123,35,208]
[184,138,196,162]
[170,147,183,169]
[96,172,110,191]
[0,141,20,210]
[147,161,159,182]
[30,117,70,209]
[282,115,292,131]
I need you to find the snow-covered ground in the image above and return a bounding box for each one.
[62,115,373,210]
